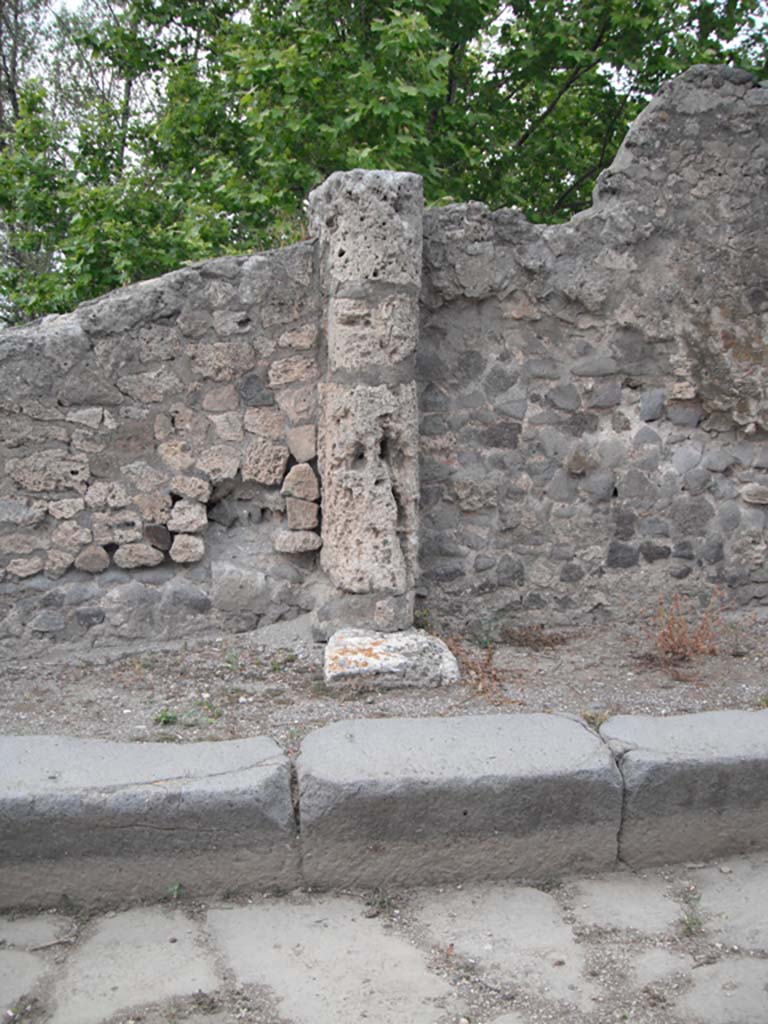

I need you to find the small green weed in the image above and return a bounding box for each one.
[284,725,303,752]
[223,648,241,672]
[536,877,562,894]
[582,709,610,730]
[413,606,431,631]
[197,698,222,722]
[5,996,42,1020]
[270,653,298,671]
[154,709,178,726]
[364,889,396,917]
[680,906,704,937]
[679,887,704,936]
[471,617,500,650]
[166,881,185,901]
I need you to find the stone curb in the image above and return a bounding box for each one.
[0,735,298,907]
[1,709,766,907]
[600,710,768,866]
[297,714,622,887]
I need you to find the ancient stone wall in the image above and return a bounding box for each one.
[1,64,766,649]
[0,245,325,645]
[418,65,768,630]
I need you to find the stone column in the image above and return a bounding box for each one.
[309,170,422,635]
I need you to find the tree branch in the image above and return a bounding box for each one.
[511,17,611,152]
[550,91,632,214]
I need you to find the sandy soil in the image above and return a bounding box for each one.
[2,601,766,756]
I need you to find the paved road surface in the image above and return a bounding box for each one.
[2,853,767,1024]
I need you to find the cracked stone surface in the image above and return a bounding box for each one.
[2,852,768,1024]
[0,734,299,906]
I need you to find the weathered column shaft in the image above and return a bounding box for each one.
[309,170,422,633]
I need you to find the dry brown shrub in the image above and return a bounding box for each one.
[500,623,569,650]
[443,636,514,705]
[645,592,723,666]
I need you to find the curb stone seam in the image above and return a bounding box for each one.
[605,744,629,866]
[2,710,768,905]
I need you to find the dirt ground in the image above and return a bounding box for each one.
[2,597,767,756]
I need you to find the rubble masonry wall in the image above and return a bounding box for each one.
[1,65,766,648]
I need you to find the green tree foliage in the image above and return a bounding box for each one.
[0,0,766,322]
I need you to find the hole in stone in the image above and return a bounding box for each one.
[379,436,389,462]
[351,443,365,467]
[392,486,406,529]
[612,486,619,497]
[337,248,346,258]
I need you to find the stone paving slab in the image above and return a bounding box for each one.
[206,896,462,1024]
[630,947,695,988]
[570,874,680,934]
[0,950,49,1016]
[409,883,600,1012]
[692,858,768,948]
[0,735,299,908]
[298,714,623,887]
[1,852,768,1024]
[0,916,64,948]
[48,908,218,1024]
[674,959,768,1024]
[601,710,768,866]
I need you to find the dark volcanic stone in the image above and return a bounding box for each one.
[606,541,639,568]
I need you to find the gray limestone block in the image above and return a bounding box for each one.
[297,714,622,888]
[600,711,768,867]
[0,735,299,908]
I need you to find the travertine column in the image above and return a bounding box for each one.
[309,170,422,634]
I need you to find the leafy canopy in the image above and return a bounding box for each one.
[0,0,766,322]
